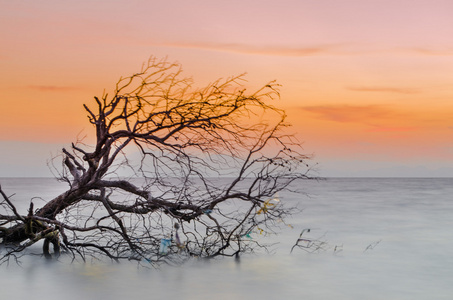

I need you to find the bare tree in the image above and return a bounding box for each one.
[0,57,312,266]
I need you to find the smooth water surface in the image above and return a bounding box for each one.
[1,177,452,299]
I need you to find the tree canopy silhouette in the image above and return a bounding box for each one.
[0,57,311,265]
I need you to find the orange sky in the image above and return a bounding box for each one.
[1,0,452,177]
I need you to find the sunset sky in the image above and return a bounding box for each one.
[1,0,452,177]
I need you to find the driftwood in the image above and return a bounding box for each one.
[0,57,312,266]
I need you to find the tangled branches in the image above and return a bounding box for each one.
[0,57,312,266]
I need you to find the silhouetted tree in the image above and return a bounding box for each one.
[0,57,311,266]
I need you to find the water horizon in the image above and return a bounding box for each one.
[1,177,452,299]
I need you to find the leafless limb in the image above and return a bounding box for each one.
[0,57,313,266]
[290,228,330,253]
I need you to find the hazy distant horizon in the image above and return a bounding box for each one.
[1,140,451,179]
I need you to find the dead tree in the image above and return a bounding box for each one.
[0,57,312,265]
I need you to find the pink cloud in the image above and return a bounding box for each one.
[347,86,420,94]
[27,85,79,92]
[366,126,417,132]
[299,104,398,123]
[411,48,453,56]
[156,41,346,57]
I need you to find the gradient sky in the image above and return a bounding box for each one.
[1,0,452,177]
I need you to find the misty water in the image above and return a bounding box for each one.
[1,177,452,299]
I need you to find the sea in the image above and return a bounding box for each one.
[0,177,452,300]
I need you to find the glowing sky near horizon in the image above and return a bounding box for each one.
[1,0,452,177]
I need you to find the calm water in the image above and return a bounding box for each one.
[1,177,452,299]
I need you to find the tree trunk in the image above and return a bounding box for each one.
[2,187,89,244]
